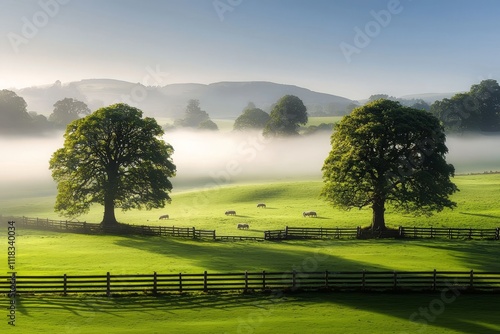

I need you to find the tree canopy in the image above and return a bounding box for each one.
[233,105,270,131]
[49,103,176,226]
[198,119,219,131]
[0,90,31,133]
[263,95,308,136]
[321,99,457,230]
[431,79,500,132]
[174,99,211,128]
[49,97,91,127]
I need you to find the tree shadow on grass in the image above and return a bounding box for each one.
[228,187,287,203]
[9,234,500,334]
[10,291,500,334]
[459,212,500,219]
[114,236,363,273]
[408,239,500,272]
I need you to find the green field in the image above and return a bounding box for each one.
[306,116,343,126]
[1,174,500,333]
[3,174,500,234]
[3,293,499,334]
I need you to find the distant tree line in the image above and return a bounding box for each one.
[231,95,333,136]
[367,94,431,111]
[0,90,90,135]
[430,79,500,132]
[165,95,334,136]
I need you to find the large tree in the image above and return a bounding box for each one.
[263,95,308,136]
[49,103,176,226]
[321,99,457,230]
[49,97,91,127]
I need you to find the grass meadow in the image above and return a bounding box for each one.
[1,174,500,333]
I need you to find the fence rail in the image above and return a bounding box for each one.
[0,216,216,239]
[398,226,500,240]
[1,216,499,241]
[3,270,500,296]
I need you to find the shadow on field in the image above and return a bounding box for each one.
[459,212,500,219]
[409,239,500,272]
[11,292,500,333]
[114,236,365,272]
[228,187,287,203]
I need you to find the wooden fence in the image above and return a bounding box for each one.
[2,270,500,296]
[398,226,500,240]
[265,226,500,240]
[1,216,499,241]
[0,216,216,239]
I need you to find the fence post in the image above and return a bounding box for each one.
[192,227,196,239]
[448,228,452,239]
[496,228,499,240]
[179,273,183,293]
[361,269,366,290]
[285,226,289,239]
[398,226,404,238]
[469,269,474,289]
[292,270,296,290]
[203,271,208,292]
[262,270,266,290]
[325,270,329,288]
[106,272,111,297]
[63,274,67,296]
[432,269,437,291]
[430,226,434,238]
[356,226,361,239]
[244,271,248,292]
[393,271,398,290]
[469,228,472,240]
[153,272,157,295]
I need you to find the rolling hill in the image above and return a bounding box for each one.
[15,79,355,119]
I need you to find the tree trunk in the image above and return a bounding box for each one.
[102,195,118,226]
[371,196,386,230]
[102,168,119,226]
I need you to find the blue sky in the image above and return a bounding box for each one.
[1,0,499,100]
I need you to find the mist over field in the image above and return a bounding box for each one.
[0,131,500,201]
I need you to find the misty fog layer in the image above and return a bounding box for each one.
[167,130,332,190]
[1,132,499,200]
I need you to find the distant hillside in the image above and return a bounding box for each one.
[399,92,460,104]
[15,80,355,119]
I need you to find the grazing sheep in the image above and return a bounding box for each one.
[257,203,266,208]
[159,214,169,220]
[225,210,236,216]
[237,223,249,229]
[303,211,317,218]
